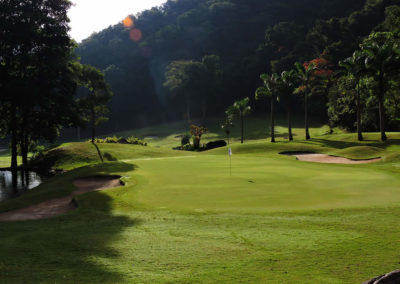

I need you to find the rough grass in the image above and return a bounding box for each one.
[331,146,384,159]
[1,126,400,283]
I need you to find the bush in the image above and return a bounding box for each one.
[91,136,147,146]
[173,143,194,151]
[181,134,191,146]
[205,140,227,150]
[31,145,46,160]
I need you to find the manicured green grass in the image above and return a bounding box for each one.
[1,128,400,283]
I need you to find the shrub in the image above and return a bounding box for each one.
[91,136,147,146]
[104,136,119,143]
[206,140,227,150]
[181,134,191,146]
[31,145,46,160]
[190,125,208,149]
[126,136,147,146]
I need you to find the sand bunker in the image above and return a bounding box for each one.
[282,152,381,164]
[0,176,122,222]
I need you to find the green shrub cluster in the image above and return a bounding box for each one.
[92,136,147,146]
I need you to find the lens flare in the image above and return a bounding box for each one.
[130,29,142,42]
[123,16,134,28]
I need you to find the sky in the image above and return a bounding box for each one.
[68,0,166,42]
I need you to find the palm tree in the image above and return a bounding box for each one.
[279,70,299,141]
[221,117,234,145]
[339,50,367,141]
[361,32,398,141]
[255,73,280,143]
[226,97,252,144]
[295,62,317,140]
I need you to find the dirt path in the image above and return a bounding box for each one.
[289,153,381,164]
[0,176,122,222]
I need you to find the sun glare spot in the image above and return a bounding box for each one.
[123,16,134,28]
[130,29,143,42]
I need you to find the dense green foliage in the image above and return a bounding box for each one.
[0,1,114,170]
[0,0,78,170]
[93,136,147,146]
[77,0,400,133]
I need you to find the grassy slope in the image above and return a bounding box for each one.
[1,123,400,283]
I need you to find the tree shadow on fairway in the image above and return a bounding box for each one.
[0,162,141,283]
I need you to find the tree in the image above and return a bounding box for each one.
[255,73,280,143]
[79,65,113,143]
[339,50,367,141]
[190,125,208,149]
[0,0,77,175]
[164,55,222,123]
[226,98,251,144]
[164,60,205,122]
[279,70,300,141]
[294,62,318,140]
[221,117,234,145]
[361,32,399,141]
[200,55,222,122]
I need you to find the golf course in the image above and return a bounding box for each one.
[1,120,400,283]
[2,0,400,283]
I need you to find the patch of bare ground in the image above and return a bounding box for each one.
[0,176,122,222]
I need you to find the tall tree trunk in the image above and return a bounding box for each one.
[288,107,293,141]
[10,104,18,189]
[378,73,387,141]
[91,107,96,143]
[305,93,311,140]
[25,170,30,187]
[21,136,28,168]
[270,98,275,143]
[356,80,363,141]
[240,114,244,144]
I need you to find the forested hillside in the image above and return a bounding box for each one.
[77,0,398,133]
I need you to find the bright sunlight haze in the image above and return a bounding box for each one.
[68,0,166,42]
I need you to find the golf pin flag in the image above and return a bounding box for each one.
[228,147,232,156]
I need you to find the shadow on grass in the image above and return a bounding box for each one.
[0,162,139,282]
[91,142,104,163]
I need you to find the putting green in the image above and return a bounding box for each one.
[122,154,400,213]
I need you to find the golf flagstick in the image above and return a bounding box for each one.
[228,147,232,176]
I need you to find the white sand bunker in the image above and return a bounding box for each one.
[0,176,122,222]
[282,152,381,164]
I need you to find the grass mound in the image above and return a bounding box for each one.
[382,152,400,162]
[331,146,384,160]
